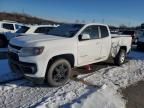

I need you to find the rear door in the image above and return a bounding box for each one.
[77,25,102,65]
[99,26,111,60]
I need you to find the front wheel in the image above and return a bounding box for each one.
[46,59,71,87]
[114,49,126,66]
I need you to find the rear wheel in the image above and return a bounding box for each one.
[114,49,126,66]
[46,59,71,87]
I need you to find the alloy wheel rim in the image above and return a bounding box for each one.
[53,63,68,82]
[120,53,125,63]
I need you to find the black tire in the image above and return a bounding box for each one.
[46,59,71,87]
[0,34,8,48]
[114,49,126,66]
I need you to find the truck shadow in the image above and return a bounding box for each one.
[128,49,144,60]
[0,52,8,59]
[72,62,115,76]
[59,86,100,108]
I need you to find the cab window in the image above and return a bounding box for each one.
[100,26,109,38]
[80,25,99,40]
[15,24,22,30]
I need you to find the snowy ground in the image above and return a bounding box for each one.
[0,50,144,108]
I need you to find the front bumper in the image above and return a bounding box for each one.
[24,75,45,84]
[8,52,45,84]
[8,52,37,74]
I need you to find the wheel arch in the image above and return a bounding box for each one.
[45,54,75,79]
[120,46,127,52]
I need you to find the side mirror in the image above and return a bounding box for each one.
[81,34,90,40]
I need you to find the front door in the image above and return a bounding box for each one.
[77,25,102,65]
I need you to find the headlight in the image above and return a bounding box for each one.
[18,47,44,57]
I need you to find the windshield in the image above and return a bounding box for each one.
[16,26,30,33]
[15,24,22,30]
[47,24,84,37]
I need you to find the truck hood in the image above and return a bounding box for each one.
[10,34,67,45]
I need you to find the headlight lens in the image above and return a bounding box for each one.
[18,47,44,57]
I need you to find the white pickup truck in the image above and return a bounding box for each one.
[8,23,132,87]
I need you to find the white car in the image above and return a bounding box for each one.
[0,25,56,47]
[6,25,56,39]
[0,20,23,33]
[8,23,132,87]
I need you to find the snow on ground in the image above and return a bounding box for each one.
[0,50,144,108]
[72,85,125,108]
[36,51,144,108]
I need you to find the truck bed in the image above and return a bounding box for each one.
[111,34,132,58]
[111,34,131,38]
